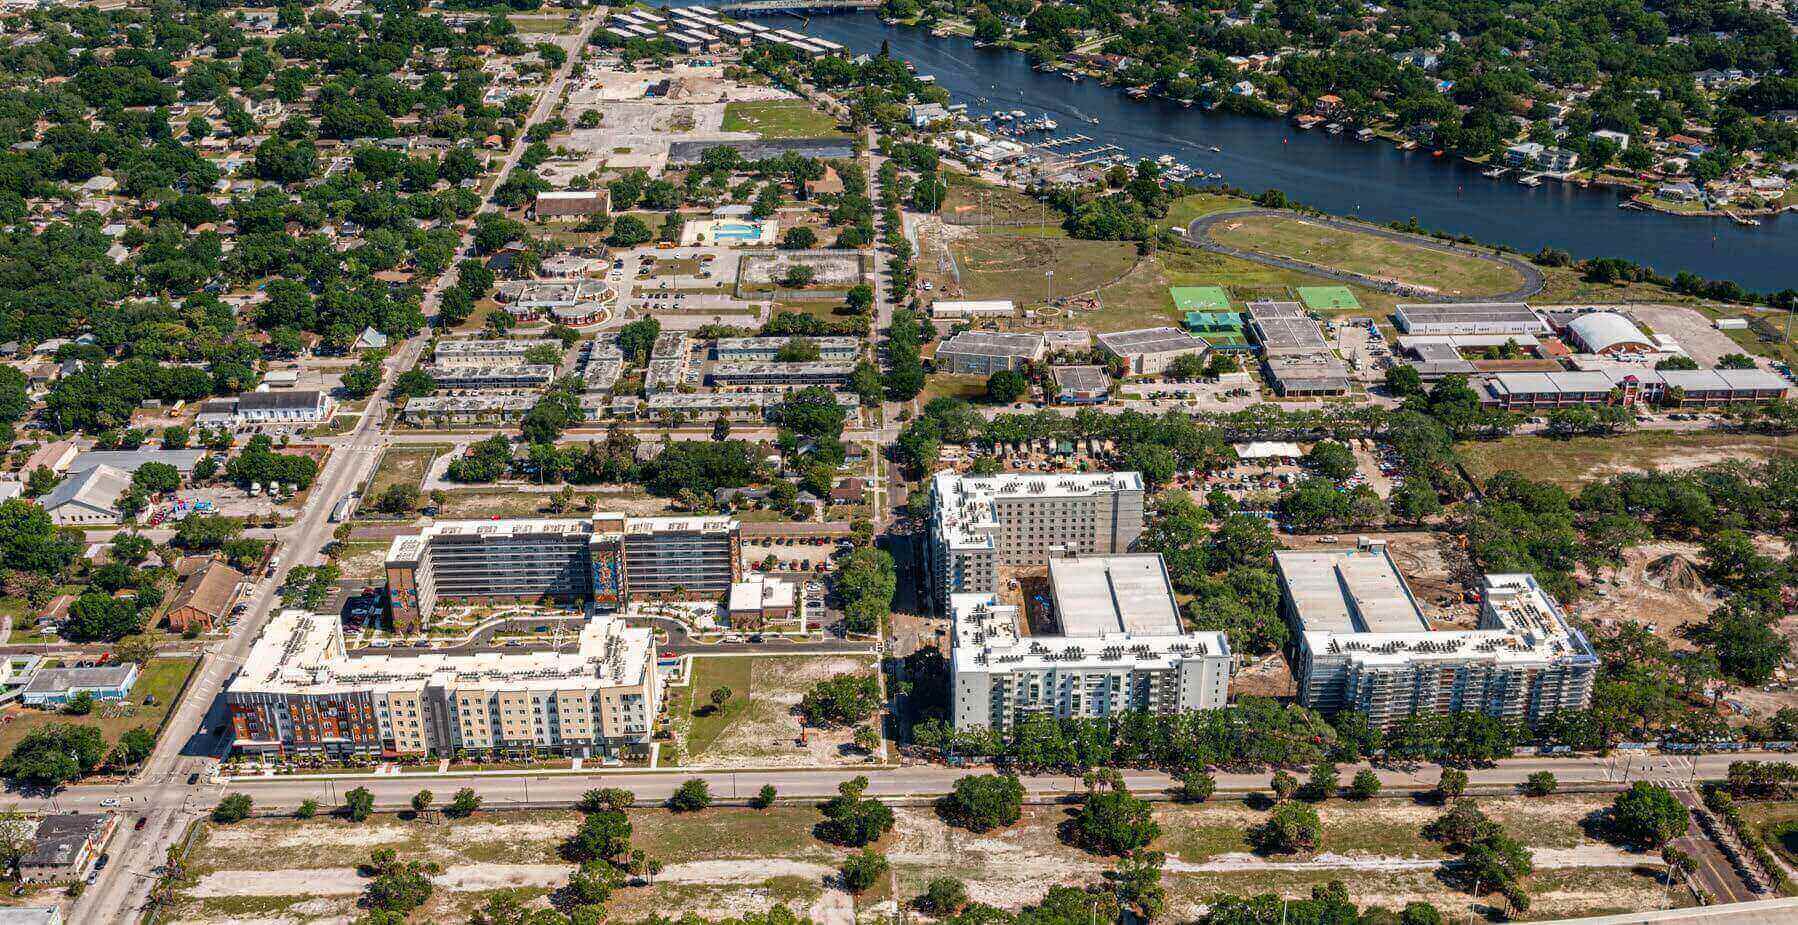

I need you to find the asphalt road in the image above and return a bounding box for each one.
[1185,207,1547,303]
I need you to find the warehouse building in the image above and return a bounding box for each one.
[1394,303,1548,336]
[1274,539,1596,727]
[927,470,1145,609]
[227,610,657,761]
[384,515,741,629]
[195,390,334,426]
[1096,327,1209,376]
[933,331,1045,376]
[950,552,1232,731]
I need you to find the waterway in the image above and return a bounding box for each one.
[726,10,1793,292]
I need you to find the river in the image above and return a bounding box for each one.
[716,10,1792,292]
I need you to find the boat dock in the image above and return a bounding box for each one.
[1037,135,1093,148]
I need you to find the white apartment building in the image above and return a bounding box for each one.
[927,471,1146,610]
[1276,539,1598,727]
[951,553,1231,731]
[227,610,658,760]
[385,514,741,630]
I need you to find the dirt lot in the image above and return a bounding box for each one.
[1573,542,1718,641]
[1278,531,1475,625]
[667,654,879,769]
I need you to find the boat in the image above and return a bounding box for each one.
[1157,154,1176,166]
[1208,145,1221,152]
[1088,116,1101,124]
[1482,166,1508,178]
[1355,128,1375,142]
[1326,122,1344,134]
[1040,118,1057,131]
[1011,109,1027,118]
[1518,175,1541,187]
[1065,73,1080,82]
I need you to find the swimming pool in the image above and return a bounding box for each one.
[713,221,762,240]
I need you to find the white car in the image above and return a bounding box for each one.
[100,798,119,807]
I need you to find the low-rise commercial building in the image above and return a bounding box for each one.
[385,514,741,628]
[928,471,1145,609]
[1096,327,1209,376]
[1246,301,1350,396]
[195,390,334,426]
[951,552,1231,731]
[727,574,798,629]
[227,610,658,760]
[1274,539,1597,727]
[929,299,1015,320]
[625,390,859,423]
[19,814,114,883]
[1050,365,1111,404]
[21,664,140,707]
[534,189,610,219]
[39,464,132,526]
[1478,366,1790,409]
[934,331,1045,376]
[167,559,245,633]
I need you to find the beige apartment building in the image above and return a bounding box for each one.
[227,610,659,760]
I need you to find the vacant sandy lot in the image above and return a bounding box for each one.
[177,794,1672,925]
[670,654,879,769]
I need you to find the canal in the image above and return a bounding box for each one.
[718,10,1792,292]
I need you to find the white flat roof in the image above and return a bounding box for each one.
[1047,554,1181,637]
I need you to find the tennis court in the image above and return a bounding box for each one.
[1170,285,1231,311]
[1297,286,1361,312]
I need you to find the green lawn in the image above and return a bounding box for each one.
[364,445,447,500]
[0,656,198,759]
[670,655,755,759]
[721,101,844,139]
[1209,214,1526,299]
[1460,431,1798,488]
[920,373,990,404]
[1157,192,1252,234]
[939,232,1140,308]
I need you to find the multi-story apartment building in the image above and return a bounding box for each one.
[926,471,1145,611]
[950,553,1232,731]
[227,610,658,760]
[621,516,741,598]
[385,515,740,629]
[1275,539,1598,727]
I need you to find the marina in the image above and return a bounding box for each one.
[725,6,1798,290]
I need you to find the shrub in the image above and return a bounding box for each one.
[942,774,1024,832]
[839,849,888,893]
[669,778,712,812]
[211,793,253,824]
